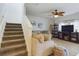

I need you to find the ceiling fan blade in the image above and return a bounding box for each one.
[58,12,64,16]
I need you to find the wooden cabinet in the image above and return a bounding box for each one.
[71,32,79,43]
[58,32,62,39]
[52,24,58,38]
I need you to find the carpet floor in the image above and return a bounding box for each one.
[52,38,79,56]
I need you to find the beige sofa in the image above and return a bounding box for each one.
[31,33,55,56]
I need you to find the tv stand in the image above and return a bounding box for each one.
[62,32,71,41]
[58,32,79,43]
[51,24,79,43]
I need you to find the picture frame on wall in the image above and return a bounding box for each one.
[38,23,43,28]
[31,21,36,26]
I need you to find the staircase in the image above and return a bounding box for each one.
[0,23,27,56]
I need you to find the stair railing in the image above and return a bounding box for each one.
[0,16,6,48]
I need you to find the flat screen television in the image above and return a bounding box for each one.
[62,25,74,32]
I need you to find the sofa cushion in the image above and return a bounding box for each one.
[32,33,44,43]
[44,34,51,41]
[44,34,50,41]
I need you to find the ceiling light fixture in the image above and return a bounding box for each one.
[52,9,65,18]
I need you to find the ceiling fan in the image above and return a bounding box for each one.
[52,9,65,16]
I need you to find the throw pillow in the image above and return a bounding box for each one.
[52,47,64,56]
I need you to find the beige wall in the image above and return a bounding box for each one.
[22,16,32,55]
[5,3,24,23]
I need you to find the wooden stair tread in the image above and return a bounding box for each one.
[6,23,21,25]
[6,25,22,28]
[5,28,22,31]
[4,31,23,35]
[1,44,26,51]
[6,25,21,26]
[3,34,24,37]
[2,39,24,44]
[4,31,23,33]
[3,49,27,56]
[5,27,22,30]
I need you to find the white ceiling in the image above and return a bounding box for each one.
[25,3,79,18]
